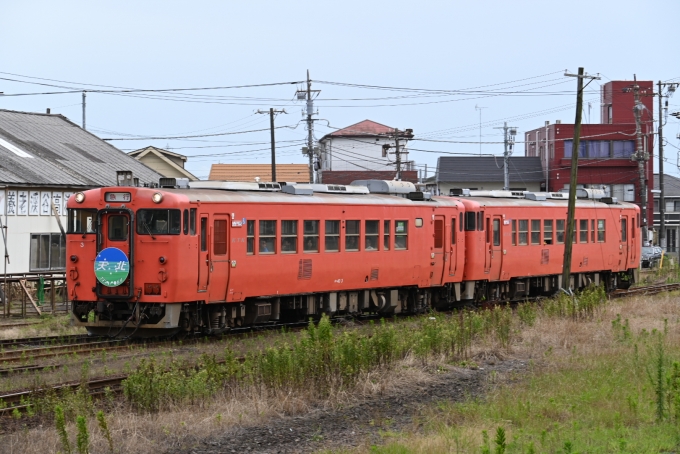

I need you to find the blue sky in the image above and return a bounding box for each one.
[2,0,679,180]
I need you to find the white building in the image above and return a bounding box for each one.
[318,120,414,173]
[0,109,161,275]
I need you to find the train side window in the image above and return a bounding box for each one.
[190,209,196,236]
[597,220,606,242]
[621,218,627,242]
[183,209,188,235]
[281,220,297,253]
[518,220,528,245]
[365,220,379,251]
[346,220,360,251]
[478,211,484,231]
[451,218,456,245]
[325,220,340,252]
[544,220,553,245]
[531,220,540,245]
[434,219,444,248]
[591,220,595,242]
[493,219,500,246]
[213,220,227,255]
[511,220,517,245]
[632,218,636,238]
[67,209,97,234]
[459,213,463,231]
[485,218,491,243]
[579,220,589,243]
[304,220,319,252]
[247,221,255,254]
[465,212,476,231]
[383,220,391,250]
[107,215,128,241]
[556,220,565,244]
[395,220,408,250]
[259,220,276,254]
[137,209,181,235]
[200,218,207,252]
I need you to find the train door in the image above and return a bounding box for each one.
[208,215,230,302]
[198,214,209,293]
[619,216,628,270]
[484,216,492,274]
[431,215,446,286]
[96,209,132,297]
[629,215,637,266]
[448,215,458,276]
[489,216,503,280]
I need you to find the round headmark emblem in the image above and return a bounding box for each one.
[94,247,130,287]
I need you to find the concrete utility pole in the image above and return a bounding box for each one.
[628,75,650,245]
[494,122,517,190]
[656,81,679,251]
[475,105,488,155]
[256,108,287,182]
[383,129,414,181]
[562,68,600,292]
[295,71,320,183]
[82,91,86,130]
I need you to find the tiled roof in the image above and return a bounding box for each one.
[436,156,544,183]
[654,174,680,197]
[209,164,309,183]
[321,120,394,141]
[0,109,161,187]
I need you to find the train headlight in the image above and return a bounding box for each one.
[74,192,85,203]
[152,192,163,204]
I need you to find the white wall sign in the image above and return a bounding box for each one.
[41,191,51,215]
[6,191,16,215]
[0,190,4,216]
[17,191,27,215]
[52,192,63,216]
[63,192,73,215]
[28,191,39,215]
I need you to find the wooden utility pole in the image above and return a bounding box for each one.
[656,81,678,251]
[256,108,287,182]
[562,68,600,292]
[296,71,320,183]
[82,91,86,130]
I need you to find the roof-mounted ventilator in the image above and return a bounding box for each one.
[159,177,189,189]
[285,184,369,195]
[116,171,135,187]
[350,179,431,200]
[189,181,282,192]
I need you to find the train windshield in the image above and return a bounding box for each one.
[67,209,97,234]
[136,209,181,235]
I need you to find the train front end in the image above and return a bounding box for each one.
[66,184,189,337]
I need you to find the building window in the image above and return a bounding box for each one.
[544,220,553,245]
[564,140,586,158]
[247,220,255,254]
[674,201,680,212]
[365,220,379,251]
[325,220,340,252]
[304,220,319,252]
[281,220,297,253]
[30,233,65,271]
[531,220,541,245]
[654,200,659,212]
[597,220,606,242]
[556,220,565,244]
[383,220,391,250]
[108,215,129,241]
[518,220,528,245]
[395,220,408,250]
[346,220,360,251]
[612,141,636,158]
[579,219,589,243]
[214,220,227,255]
[259,220,276,254]
[512,220,517,246]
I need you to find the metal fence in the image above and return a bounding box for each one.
[1,273,69,318]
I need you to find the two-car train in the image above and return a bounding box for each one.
[66,177,640,337]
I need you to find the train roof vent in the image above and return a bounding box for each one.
[548,192,568,199]
[559,188,606,199]
[600,197,619,204]
[288,183,369,194]
[159,177,189,189]
[449,188,470,196]
[189,181,282,192]
[350,180,416,194]
[406,191,432,201]
[281,185,314,196]
[524,192,547,201]
[467,190,524,198]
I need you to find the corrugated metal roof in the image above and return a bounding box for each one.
[436,156,544,183]
[0,109,162,187]
[654,174,680,197]
[209,164,310,183]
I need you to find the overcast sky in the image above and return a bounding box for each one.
[2,0,679,181]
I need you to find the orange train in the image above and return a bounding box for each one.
[66,177,639,337]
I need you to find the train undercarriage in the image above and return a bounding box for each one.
[72,269,637,338]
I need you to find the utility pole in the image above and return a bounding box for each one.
[627,76,650,245]
[562,68,600,292]
[493,122,517,190]
[383,129,414,181]
[256,108,287,182]
[656,81,678,251]
[82,91,86,130]
[475,105,488,155]
[296,71,320,183]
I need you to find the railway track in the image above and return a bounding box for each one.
[1,283,677,417]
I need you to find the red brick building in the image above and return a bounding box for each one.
[524,80,654,229]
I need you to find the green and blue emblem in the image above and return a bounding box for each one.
[94,247,130,287]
